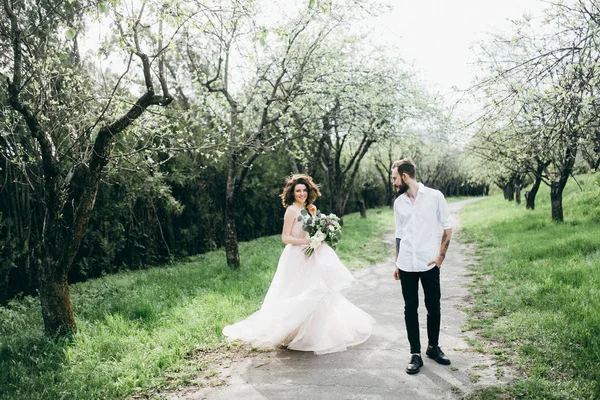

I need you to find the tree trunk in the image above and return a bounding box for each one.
[332,190,349,224]
[526,177,541,210]
[550,181,564,222]
[503,183,515,201]
[358,199,366,218]
[224,164,240,268]
[549,143,577,222]
[39,262,76,336]
[224,200,240,268]
[526,162,547,210]
[514,176,522,205]
[223,102,241,269]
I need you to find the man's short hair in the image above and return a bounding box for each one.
[392,158,416,178]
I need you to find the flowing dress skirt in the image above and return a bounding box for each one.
[222,243,375,355]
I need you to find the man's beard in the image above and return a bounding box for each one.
[395,180,408,195]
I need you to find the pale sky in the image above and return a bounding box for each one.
[84,0,549,123]
[369,0,548,95]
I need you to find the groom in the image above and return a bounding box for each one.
[391,158,453,375]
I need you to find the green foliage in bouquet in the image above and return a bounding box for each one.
[297,209,342,256]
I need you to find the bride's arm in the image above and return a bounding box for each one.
[281,208,310,246]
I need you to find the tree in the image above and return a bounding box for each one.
[178,0,353,267]
[470,0,600,220]
[1,0,174,336]
[289,46,416,220]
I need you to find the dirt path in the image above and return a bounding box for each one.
[163,197,513,400]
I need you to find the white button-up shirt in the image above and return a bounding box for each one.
[394,183,452,272]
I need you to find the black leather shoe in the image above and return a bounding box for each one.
[406,354,423,374]
[426,346,451,365]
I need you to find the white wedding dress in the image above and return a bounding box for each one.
[222,206,375,355]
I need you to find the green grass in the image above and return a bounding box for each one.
[337,206,395,269]
[461,173,600,400]
[0,207,394,400]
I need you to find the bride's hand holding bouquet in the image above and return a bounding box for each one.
[297,208,342,257]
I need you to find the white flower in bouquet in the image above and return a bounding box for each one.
[311,230,326,247]
[297,208,342,257]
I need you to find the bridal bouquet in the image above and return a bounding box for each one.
[297,209,342,256]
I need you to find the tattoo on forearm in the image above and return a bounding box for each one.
[440,231,451,259]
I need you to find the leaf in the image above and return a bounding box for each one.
[65,27,76,41]
[98,2,109,15]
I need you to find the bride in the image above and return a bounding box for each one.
[222,174,375,355]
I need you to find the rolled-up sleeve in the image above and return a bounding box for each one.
[437,193,452,229]
[394,199,403,238]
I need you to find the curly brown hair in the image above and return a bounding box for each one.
[279,174,322,207]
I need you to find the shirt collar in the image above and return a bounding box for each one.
[400,182,424,203]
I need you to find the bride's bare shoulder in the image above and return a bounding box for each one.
[284,205,297,215]
[284,205,302,219]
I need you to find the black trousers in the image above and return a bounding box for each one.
[399,267,441,354]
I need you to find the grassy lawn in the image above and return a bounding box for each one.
[0,207,394,400]
[460,173,600,400]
